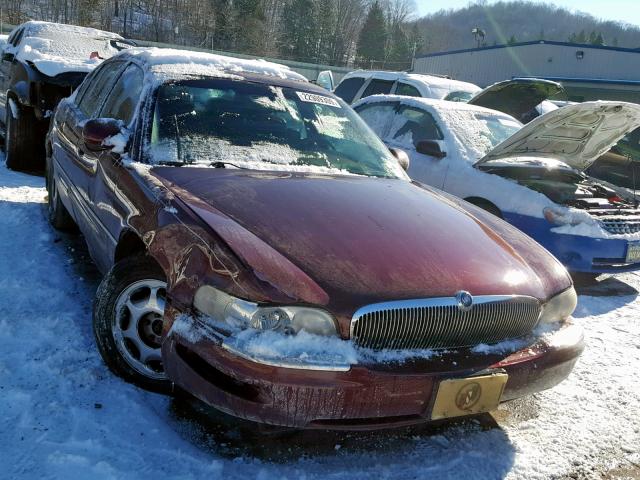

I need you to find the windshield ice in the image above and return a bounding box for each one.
[147,80,405,178]
[440,108,522,157]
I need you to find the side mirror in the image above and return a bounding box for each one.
[316,70,334,91]
[416,140,446,159]
[389,147,410,171]
[2,52,14,62]
[82,118,124,152]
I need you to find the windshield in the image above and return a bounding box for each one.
[442,109,522,157]
[444,90,476,102]
[147,79,406,178]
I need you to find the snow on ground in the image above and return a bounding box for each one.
[0,153,638,479]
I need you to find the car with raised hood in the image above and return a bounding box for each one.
[1,21,133,171]
[354,95,640,276]
[47,47,583,430]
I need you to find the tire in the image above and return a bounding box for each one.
[46,154,76,231]
[93,255,172,393]
[5,101,47,172]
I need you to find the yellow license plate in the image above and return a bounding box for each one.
[431,373,508,420]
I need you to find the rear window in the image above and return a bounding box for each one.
[362,79,394,99]
[334,77,365,104]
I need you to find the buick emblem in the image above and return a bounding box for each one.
[455,382,482,411]
[455,290,474,311]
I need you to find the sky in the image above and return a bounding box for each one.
[415,0,640,27]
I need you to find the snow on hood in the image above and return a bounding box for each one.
[13,22,123,77]
[123,47,307,83]
[479,101,640,171]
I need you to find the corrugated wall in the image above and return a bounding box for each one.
[414,43,640,87]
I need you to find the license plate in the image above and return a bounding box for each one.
[431,373,508,420]
[626,242,640,264]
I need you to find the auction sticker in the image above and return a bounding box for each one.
[296,91,341,108]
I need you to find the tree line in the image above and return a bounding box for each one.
[4,0,420,69]
[5,0,640,69]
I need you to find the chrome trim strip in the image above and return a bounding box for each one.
[220,342,352,372]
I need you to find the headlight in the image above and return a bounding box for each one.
[193,285,337,336]
[543,207,581,226]
[539,287,577,324]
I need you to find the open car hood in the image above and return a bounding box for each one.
[468,78,564,121]
[477,101,640,171]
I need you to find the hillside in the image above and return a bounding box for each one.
[414,1,640,54]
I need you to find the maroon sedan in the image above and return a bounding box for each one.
[47,48,583,430]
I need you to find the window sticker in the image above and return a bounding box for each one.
[296,91,341,108]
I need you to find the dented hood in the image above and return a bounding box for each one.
[468,78,564,120]
[152,168,571,314]
[477,101,640,171]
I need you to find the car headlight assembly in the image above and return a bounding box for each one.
[193,285,338,336]
[538,287,577,324]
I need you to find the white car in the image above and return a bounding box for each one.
[333,70,481,104]
[353,95,640,276]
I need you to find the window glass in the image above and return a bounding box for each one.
[354,102,398,138]
[99,64,144,124]
[77,61,127,117]
[9,28,24,47]
[389,106,443,149]
[147,80,405,179]
[334,77,365,104]
[396,82,421,97]
[362,79,394,99]
[444,90,475,102]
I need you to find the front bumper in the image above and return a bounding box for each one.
[504,212,640,273]
[162,315,584,430]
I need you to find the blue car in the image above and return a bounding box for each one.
[353,95,640,276]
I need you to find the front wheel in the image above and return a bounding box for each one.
[93,255,172,393]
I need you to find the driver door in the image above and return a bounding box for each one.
[385,105,449,188]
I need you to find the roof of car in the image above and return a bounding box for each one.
[341,70,480,91]
[354,94,514,117]
[20,20,123,40]
[114,47,308,84]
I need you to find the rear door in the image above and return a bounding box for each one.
[51,60,127,268]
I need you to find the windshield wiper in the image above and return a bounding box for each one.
[209,161,249,169]
[156,160,185,167]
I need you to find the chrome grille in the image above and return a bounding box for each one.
[600,218,640,235]
[350,295,541,351]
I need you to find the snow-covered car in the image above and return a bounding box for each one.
[333,70,482,104]
[354,95,640,276]
[47,47,583,430]
[0,21,133,171]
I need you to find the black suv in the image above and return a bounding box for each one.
[0,21,132,171]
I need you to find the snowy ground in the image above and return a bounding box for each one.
[0,154,638,480]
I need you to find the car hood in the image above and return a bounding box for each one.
[477,101,640,171]
[468,78,565,121]
[152,168,570,318]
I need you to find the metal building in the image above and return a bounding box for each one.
[413,41,640,103]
